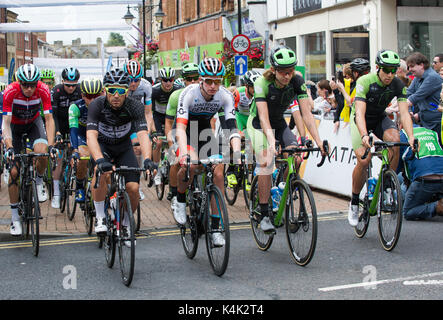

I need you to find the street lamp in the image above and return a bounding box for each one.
[122,1,166,79]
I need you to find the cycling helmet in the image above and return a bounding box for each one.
[350,58,370,74]
[124,59,143,79]
[181,63,199,77]
[375,50,400,68]
[270,46,297,69]
[242,70,261,87]
[174,78,185,88]
[41,68,55,80]
[61,67,80,81]
[103,68,131,87]
[0,82,7,92]
[17,64,40,83]
[80,78,103,95]
[198,58,226,77]
[159,67,176,79]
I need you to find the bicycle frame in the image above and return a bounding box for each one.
[273,155,296,226]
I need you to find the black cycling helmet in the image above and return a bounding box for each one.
[350,58,370,74]
[61,67,80,82]
[103,68,131,87]
[270,45,297,69]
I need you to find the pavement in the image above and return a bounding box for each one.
[0,178,349,236]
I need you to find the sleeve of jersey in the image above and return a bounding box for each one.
[166,90,179,120]
[253,77,267,103]
[176,89,190,126]
[145,84,152,106]
[222,88,237,131]
[86,100,100,131]
[294,76,308,100]
[354,76,370,102]
[233,89,240,110]
[38,85,52,114]
[68,104,80,128]
[2,85,15,115]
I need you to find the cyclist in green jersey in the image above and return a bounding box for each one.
[41,69,56,91]
[247,45,327,232]
[165,63,200,213]
[348,50,416,226]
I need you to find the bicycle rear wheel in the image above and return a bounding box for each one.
[117,191,135,286]
[28,181,40,257]
[285,178,317,266]
[134,203,141,232]
[378,169,403,251]
[84,181,94,236]
[249,175,274,251]
[180,190,199,259]
[205,185,230,276]
[224,164,240,206]
[66,166,77,221]
[354,197,370,238]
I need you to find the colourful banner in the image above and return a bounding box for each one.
[158,42,224,69]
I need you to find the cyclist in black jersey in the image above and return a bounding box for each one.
[151,67,181,186]
[51,67,82,208]
[87,69,155,234]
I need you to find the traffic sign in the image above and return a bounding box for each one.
[231,34,250,54]
[234,55,248,76]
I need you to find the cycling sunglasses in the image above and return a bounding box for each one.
[202,77,223,86]
[381,67,397,74]
[105,87,129,96]
[184,75,199,82]
[20,82,38,88]
[64,83,78,88]
[161,77,174,83]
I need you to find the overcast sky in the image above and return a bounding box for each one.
[12,4,140,46]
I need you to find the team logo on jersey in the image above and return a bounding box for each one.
[301,84,307,92]
[402,87,407,95]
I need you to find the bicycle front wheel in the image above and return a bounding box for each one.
[84,181,94,236]
[378,169,403,251]
[117,191,136,286]
[28,181,40,257]
[205,185,230,276]
[285,178,317,266]
[66,166,77,221]
[224,164,240,206]
[354,197,370,238]
[249,175,274,251]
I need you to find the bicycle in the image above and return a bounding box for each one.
[249,140,329,266]
[179,155,230,276]
[354,135,418,251]
[53,138,72,215]
[96,166,145,287]
[8,135,49,256]
[152,133,170,201]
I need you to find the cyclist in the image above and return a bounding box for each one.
[68,78,104,203]
[165,62,200,214]
[40,69,56,91]
[247,45,327,233]
[124,59,153,200]
[174,57,241,246]
[2,64,56,236]
[87,68,155,234]
[51,67,82,208]
[151,67,181,186]
[348,50,416,227]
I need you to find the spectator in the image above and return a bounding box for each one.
[342,63,353,80]
[406,52,443,144]
[439,66,443,80]
[397,59,412,87]
[313,79,333,117]
[397,126,443,221]
[432,53,443,73]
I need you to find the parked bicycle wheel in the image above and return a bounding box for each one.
[205,185,230,276]
[285,178,317,266]
[118,191,135,286]
[378,169,403,251]
[249,175,274,251]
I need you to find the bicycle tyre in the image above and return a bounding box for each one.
[354,197,370,238]
[249,175,274,251]
[60,161,69,213]
[67,165,77,221]
[155,176,166,200]
[205,185,230,276]
[223,164,240,206]
[242,163,254,210]
[28,181,40,257]
[378,169,403,251]
[133,202,141,232]
[180,188,199,259]
[84,181,94,236]
[118,191,135,286]
[285,178,317,266]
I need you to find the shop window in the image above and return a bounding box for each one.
[397,0,443,6]
[398,21,443,59]
[304,32,326,83]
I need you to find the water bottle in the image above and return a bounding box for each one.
[272,169,279,181]
[367,177,377,200]
[270,186,281,212]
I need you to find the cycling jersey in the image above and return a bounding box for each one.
[233,86,252,116]
[128,78,152,107]
[3,81,52,125]
[250,74,308,129]
[52,84,82,134]
[152,83,181,114]
[354,73,407,127]
[69,98,88,150]
[165,88,184,121]
[87,95,148,145]
[176,83,237,131]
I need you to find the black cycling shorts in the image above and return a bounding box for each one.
[12,116,48,153]
[153,111,165,135]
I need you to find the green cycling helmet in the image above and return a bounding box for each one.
[270,45,297,69]
[159,67,176,79]
[41,69,55,80]
[376,50,400,68]
[181,63,199,77]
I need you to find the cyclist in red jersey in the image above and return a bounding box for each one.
[2,64,56,236]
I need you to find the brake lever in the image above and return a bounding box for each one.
[316,140,330,167]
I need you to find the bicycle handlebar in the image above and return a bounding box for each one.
[361,136,419,160]
[94,166,145,189]
[280,140,330,167]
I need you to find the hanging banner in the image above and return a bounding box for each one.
[8,58,15,84]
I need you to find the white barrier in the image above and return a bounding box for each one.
[301,119,381,197]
